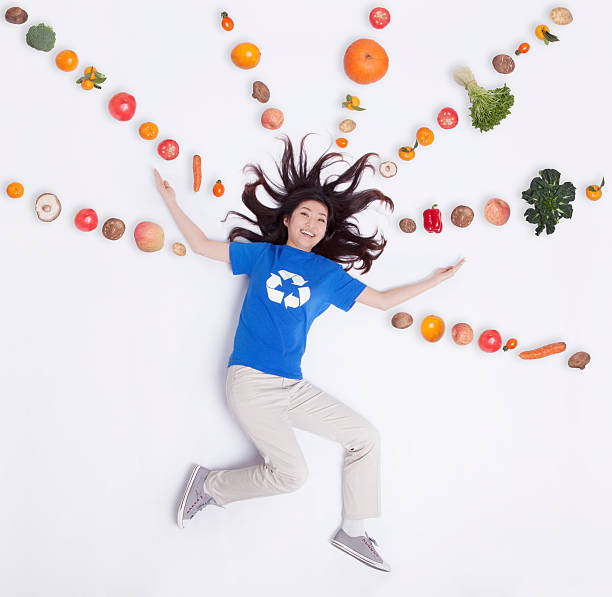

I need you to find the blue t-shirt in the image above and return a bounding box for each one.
[227,241,367,379]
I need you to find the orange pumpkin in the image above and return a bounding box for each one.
[343,39,389,85]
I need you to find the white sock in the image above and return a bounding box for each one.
[342,518,366,537]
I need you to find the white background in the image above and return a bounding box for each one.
[1,0,611,595]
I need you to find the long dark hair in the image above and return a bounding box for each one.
[221,134,394,274]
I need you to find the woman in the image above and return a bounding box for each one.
[153,135,465,572]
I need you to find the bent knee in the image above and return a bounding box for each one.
[348,423,380,453]
[275,463,308,493]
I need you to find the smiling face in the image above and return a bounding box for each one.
[283,199,329,252]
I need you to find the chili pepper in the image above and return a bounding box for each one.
[423,204,442,233]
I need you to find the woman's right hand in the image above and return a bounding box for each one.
[153,168,176,204]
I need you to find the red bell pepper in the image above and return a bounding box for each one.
[423,204,442,233]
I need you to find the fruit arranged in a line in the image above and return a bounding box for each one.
[478,330,502,353]
[586,178,604,201]
[55,50,78,72]
[535,24,559,45]
[452,323,474,345]
[5,7,28,24]
[76,66,106,90]
[391,312,413,329]
[75,208,98,232]
[102,218,125,240]
[134,222,164,252]
[108,92,136,121]
[421,315,445,342]
[336,138,348,148]
[158,139,179,160]
[451,205,474,228]
[484,198,510,226]
[398,144,416,161]
[416,127,434,146]
[173,242,187,256]
[139,122,159,140]
[339,119,356,133]
[6,182,24,198]
[213,180,225,197]
[369,7,390,29]
[379,161,397,178]
[26,23,55,51]
[515,42,530,56]
[220,11,234,31]
[492,54,515,74]
[503,338,518,352]
[550,7,573,25]
[423,204,442,233]
[399,218,416,233]
[261,108,284,129]
[231,42,261,69]
[252,81,270,103]
[519,342,566,359]
[344,39,389,85]
[193,155,202,192]
[35,193,61,221]
[568,352,589,370]
[437,107,458,129]
[342,94,364,111]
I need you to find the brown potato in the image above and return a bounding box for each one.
[550,7,573,25]
[492,54,515,74]
[392,312,413,329]
[379,161,397,178]
[451,205,474,228]
[399,218,416,233]
[339,119,356,133]
[172,242,187,256]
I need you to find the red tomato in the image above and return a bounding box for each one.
[108,92,136,121]
[437,107,458,129]
[75,208,98,231]
[478,330,502,353]
[158,139,180,160]
[369,7,390,29]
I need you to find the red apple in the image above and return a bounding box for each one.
[451,323,474,345]
[134,221,164,252]
[484,198,510,226]
[74,208,98,231]
[108,92,136,121]
[478,329,502,353]
[261,108,284,130]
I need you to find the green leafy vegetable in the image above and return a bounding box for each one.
[26,23,56,52]
[454,67,514,132]
[522,169,575,235]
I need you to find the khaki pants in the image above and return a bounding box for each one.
[205,365,381,520]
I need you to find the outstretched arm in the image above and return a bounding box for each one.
[355,258,466,311]
[153,169,230,263]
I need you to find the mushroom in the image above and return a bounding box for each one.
[35,193,61,222]
[392,312,413,329]
[451,205,474,228]
[102,218,125,240]
[550,7,573,25]
[379,161,397,178]
[492,54,515,74]
[399,218,416,233]
[568,352,590,370]
[5,7,28,24]
[339,119,356,133]
[252,81,270,103]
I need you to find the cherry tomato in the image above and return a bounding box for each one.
[158,139,179,160]
[369,7,390,29]
[221,11,234,31]
[515,43,530,55]
[213,180,225,197]
[503,338,518,351]
[437,107,458,129]
[336,137,348,148]
[74,208,98,232]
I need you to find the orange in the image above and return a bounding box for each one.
[6,182,24,198]
[398,146,415,161]
[139,122,159,140]
[81,80,94,90]
[344,38,389,85]
[535,25,549,40]
[416,127,434,146]
[56,50,79,72]
[231,43,261,69]
[420,315,445,342]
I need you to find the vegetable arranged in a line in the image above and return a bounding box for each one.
[453,67,514,132]
[503,338,518,352]
[342,94,365,111]
[416,127,434,146]
[369,7,390,29]
[586,178,604,201]
[26,23,55,51]
[6,182,24,198]
[398,143,417,161]
[76,66,106,90]
[437,107,458,129]
[108,92,136,121]
[193,155,202,192]
[423,204,442,233]
[158,139,179,161]
[535,25,559,45]
[56,50,79,72]
[213,180,225,197]
[519,342,566,359]
[515,43,530,56]
[220,11,234,31]
[522,169,575,235]
[568,352,590,370]
[5,7,28,24]
[550,7,573,25]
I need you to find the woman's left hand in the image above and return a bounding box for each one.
[432,258,466,284]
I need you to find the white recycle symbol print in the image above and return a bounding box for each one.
[266,270,311,309]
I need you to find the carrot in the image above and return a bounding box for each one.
[193,155,202,192]
[519,342,566,360]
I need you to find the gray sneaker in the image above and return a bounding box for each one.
[177,464,218,528]
[330,529,391,572]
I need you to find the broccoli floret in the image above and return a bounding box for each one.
[26,23,56,52]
